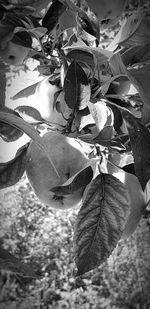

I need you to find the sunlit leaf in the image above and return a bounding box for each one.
[74,173,130,275]
[108,10,142,51]
[88,101,113,133]
[15,105,43,123]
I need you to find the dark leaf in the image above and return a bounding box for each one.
[15,105,43,123]
[12,30,32,48]
[51,166,93,196]
[66,46,112,68]
[74,173,130,275]
[0,107,23,142]
[123,111,150,190]
[64,60,91,110]
[66,49,95,70]
[42,0,66,32]
[77,7,100,43]
[0,143,28,189]
[122,163,135,175]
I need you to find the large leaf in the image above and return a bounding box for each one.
[123,111,150,190]
[108,10,142,51]
[121,43,150,67]
[0,144,28,189]
[64,60,91,110]
[121,18,150,48]
[42,0,66,31]
[74,173,130,275]
[127,63,150,107]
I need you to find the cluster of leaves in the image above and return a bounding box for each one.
[0,0,150,276]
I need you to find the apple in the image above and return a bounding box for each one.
[0,41,30,65]
[107,152,148,238]
[25,131,90,209]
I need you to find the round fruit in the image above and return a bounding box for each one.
[86,0,127,21]
[107,153,148,238]
[0,41,30,65]
[25,131,90,209]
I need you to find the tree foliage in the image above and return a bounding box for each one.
[0,0,150,277]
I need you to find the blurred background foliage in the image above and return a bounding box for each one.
[0,175,150,308]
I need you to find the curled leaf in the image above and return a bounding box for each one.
[51,165,93,196]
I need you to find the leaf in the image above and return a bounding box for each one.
[88,101,113,133]
[66,46,112,68]
[64,60,91,110]
[123,111,150,190]
[11,81,39,100]
[108,10,142,51]
[66,49,95,70]
[127,63,150,107]
[12,30,32,48]
[121,43,150,67]
[109,53,127,76]
[0,107,23,142]
[0,144,28,189]
[77,7,100,43]
[121,18,150,48]
[74,173,130,275]
[58,7,77,31]
[51,165,93,196]
[42,0,66,31]
[122,163,135,175]
[15,105,43,123]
